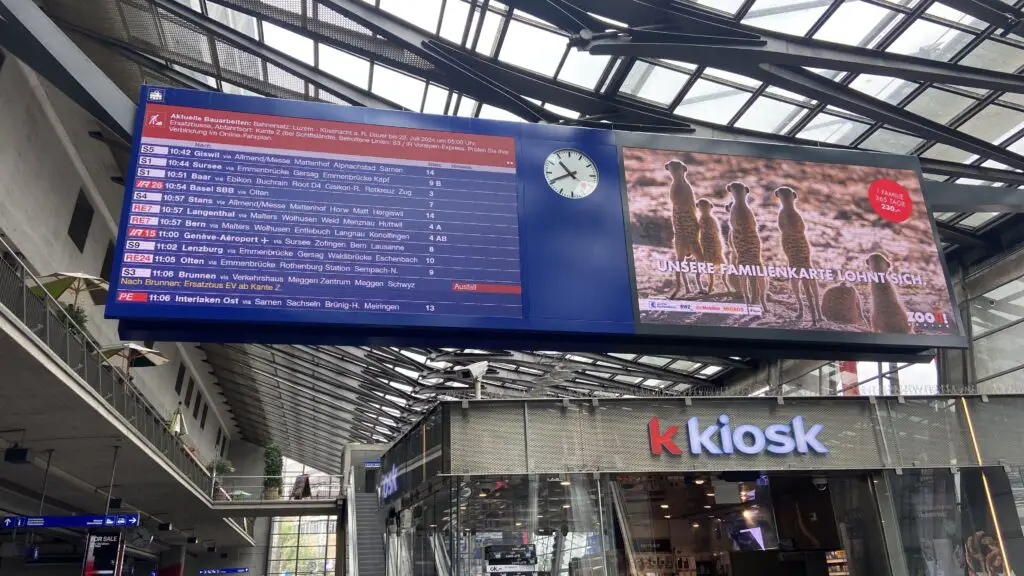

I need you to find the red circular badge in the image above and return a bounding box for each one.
[868,178,912,223]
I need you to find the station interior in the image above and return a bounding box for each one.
[2,0,1024,575]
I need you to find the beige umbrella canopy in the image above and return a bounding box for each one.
[33,272,109,306]
[95,342,169,381]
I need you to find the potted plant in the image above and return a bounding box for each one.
[208,457,235,477]
[263,443,283,499]
[208,457,234,499]
[62,303,88,335]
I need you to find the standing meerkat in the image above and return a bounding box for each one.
[820,282,868,328]
[774,186,821,324]
[866,252,913,334]
[696,198,724,293]
[664,160,704,296]
[727,182,768,311]
[722,201,742,294]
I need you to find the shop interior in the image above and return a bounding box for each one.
[399,471,891,576]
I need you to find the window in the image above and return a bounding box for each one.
[174,364,186,395]
[215,427,222,447]
[184,378,195,408]
[67,189,94,253]
[100,242,115,282]
[193,393,203,419]
[220,440,228,458]
[200,404,209,430]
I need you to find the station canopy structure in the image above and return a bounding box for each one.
[26,0,1024,465]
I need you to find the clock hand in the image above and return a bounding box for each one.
[558,161,578,180]
[549,171,577,183]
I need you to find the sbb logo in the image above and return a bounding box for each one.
[648,415,828,456]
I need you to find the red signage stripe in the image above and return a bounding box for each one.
[141,104,517,168]
[451,282,522,294]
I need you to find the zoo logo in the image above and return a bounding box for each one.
[907,308,951,326]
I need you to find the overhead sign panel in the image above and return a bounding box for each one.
[1,514,139,530]
[108,86,965,356]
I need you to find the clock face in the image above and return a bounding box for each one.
[543,148,599,199]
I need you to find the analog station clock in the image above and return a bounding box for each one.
[543,148,599,199]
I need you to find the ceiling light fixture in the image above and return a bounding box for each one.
[660,504,669,509]
[692,522,700,528]
[694,478,705,485]
[664,515,671,519]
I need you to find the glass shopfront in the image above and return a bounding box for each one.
[386,472,896,576]
[378,397,1024,576]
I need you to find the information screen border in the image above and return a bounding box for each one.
[613,131,967,351]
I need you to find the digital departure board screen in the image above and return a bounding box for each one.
[110,86,966,356]
[115,97,521,319]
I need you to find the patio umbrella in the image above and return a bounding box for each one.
[169,402,188,437]
[33,272,109,306]
[96,342,169,381]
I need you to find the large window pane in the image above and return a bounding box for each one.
[974,321,1024,380]
[971,277,1024,336]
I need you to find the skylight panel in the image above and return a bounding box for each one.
[674,79,749,124]
[439,0,471,43]
[735,97,804,132]
[557,51,611,89]
[498,20,567,76]
[859,128,924,153]
[621,62,690,105]
[813,1,898,47]
[379,0,443,33]
[742,0,830,36]
[886,19,973,62]
[319,44,370,90]
[263,22,313,65]
[371,65,427,111]
[797,113,870,145]
[904,88,974,124]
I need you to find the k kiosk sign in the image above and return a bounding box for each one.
[648,415,829,457]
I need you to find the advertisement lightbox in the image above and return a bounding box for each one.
[619,133,963,350]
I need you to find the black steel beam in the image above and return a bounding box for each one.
[581,29,1024,94]
[935,0,1024,38]
[919,159,1024,186]
[318,0,693,130]
[935,221,998,248]
[925,181,1024,212]
[57,22,215,92]
[746,64,1024,171]
[149,0,403,110]
[0,0,135,141]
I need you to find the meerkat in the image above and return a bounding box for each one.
[774,186,821,324]
[696,199,724,293]
[722,201,743,294]
[866,252,913,334]
[820,282,868,327]
[726,182,767,311]
[664,160,704,296]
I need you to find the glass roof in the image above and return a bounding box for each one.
[37,0,1024,456]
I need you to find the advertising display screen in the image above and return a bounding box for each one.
[622,146,960,338]
[109,86,965,355]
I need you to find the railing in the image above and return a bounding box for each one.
[211,474,343,502]
[0,238,213,494]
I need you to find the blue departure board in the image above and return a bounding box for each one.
[109,86,966,356]
[115,92,522,319]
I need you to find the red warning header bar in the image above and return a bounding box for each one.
[139,104,517,168]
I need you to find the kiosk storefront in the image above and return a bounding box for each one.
[379,396,1024,576]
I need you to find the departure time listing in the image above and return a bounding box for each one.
[114,104,522,318]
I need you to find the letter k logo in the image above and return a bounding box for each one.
[649,417,681,455]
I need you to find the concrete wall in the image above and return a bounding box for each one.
[0,53,232,466]
[184,517,271,576]
[228,439,266,478]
